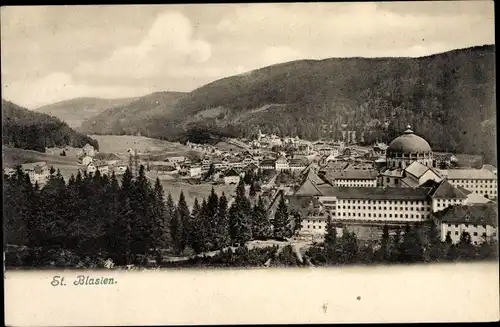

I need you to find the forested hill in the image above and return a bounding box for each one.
[2,100,99,152]
[79,45,496,164]
[36,96,140,128]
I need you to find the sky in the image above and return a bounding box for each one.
[1,2,495,109]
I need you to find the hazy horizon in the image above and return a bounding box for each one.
[1,2,495,108]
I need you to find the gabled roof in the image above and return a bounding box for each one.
[430,180,467,199]
[224,169,239,177]
[294,179,323,196]
[434,203,498,226]
[405,161,431,179]
[301,168,326,186]
[465,192,493,205]
[94,152,120,160]
[259,159,276,166]
[325,169,378,180]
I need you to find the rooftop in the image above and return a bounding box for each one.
[325,169,378,180]
[433,203,498,226]
[387,125,432,155]
[439,168,497,180]
[430,180,468,199]
[316,185,433,200]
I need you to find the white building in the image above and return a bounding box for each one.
[189,166,202,177]
[83,143,96,157]
[275,156,289,171]
[21,162,51,184]
[324,169,378,187]
[81,155,93,166]
[432,203,497,245]
[438,168,497,199]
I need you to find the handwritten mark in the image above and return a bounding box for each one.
[322,302,328,313]
[357,296,361,301]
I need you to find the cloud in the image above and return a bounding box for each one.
[73,11,211,79]
[2,72,155,108]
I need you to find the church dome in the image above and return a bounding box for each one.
[387,125,432,155]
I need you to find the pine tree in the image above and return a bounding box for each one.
[187,198,201,251]
[339,228,359,264]
[172,191,189,254]
[216,193,231,249]
[151,178,170,255]
[249,182,257,197]
[229,180,253,246]
[445,231,453,244]
[129,165,153,256]
[273,193,291,240]
[324,216,337,249]
[204,187,219,250]
[251,196,272,240]
[379,225,390,262]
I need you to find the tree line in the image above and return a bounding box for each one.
[4,165,294,268]
[306,219,498,266]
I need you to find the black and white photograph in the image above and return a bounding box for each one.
[2,2,499,325]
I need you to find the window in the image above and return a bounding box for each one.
[473,232,478,236]
[455,224,458,227]
[473,224,477,228]
[307,225,310,229]
[465,224,469,228]
[455,231,459,235]
[448,224,451,227]
[483,233,487,237]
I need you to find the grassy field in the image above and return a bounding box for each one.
[3,147,78,167]
[90,134,196,155]
[157,179,237,209]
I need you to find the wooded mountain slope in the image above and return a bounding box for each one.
[78,91,186,135]
[36,97,140,128]
[2,100,99,152]
[79,45,496,164]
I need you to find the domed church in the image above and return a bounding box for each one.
[386,125,435,169]
[380,125,440,188]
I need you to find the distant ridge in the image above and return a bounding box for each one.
[75,44,495,165]
[36,96,141,128]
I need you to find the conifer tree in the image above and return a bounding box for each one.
[172,191,189,254]
[229,180,252,245]
[324,217,337,249]
[249,182,257,197]
[273,193,291,240]
[151,178,170,254]
[251,196,271,240]
[204,187,219,250]
[339,228,359,264]
[216,192,231,248]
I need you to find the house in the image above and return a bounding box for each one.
[259,159,276,170]
[21,162,50,184]
[432,203,498,245]
[223,169,241,185]
[189,166,202,177]
[93,153,121,166]
[81,155,93,166]
[323,169,378,187]
[275,156,289,171]
[439,168,497,199]
[425,179,468,213]
[288,158,307,171]
[167,156,186,164]
[83,143,96,157]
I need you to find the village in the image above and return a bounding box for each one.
[4,123,498,251]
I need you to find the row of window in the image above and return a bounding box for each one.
[451,179,496,184]
[447,223,487,228]
[342,205,430,212]
[340,199,425,205]
[450,231,496,237]
[339,212,429,219]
